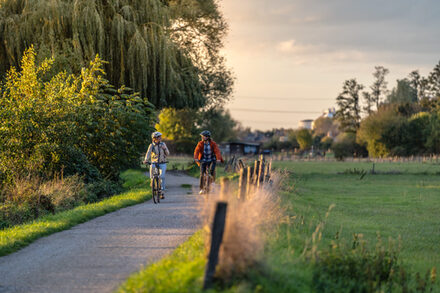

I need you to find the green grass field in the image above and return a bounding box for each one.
[273,161,440,272]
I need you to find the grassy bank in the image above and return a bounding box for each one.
[0,169,150,257]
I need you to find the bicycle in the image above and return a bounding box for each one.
[146,162,167,204]
[199,161,215,195]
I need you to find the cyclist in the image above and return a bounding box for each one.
[194,130,224,194]
[143,132,169,199]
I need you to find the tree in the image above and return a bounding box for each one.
[362,91,374,115]
[166,0,234,106]
[370,66,389,110]
[426,61,440,99]
[0,0,233,109]
[155,108,198,141]
[407,70,428,102]
[296,129,313,150]
[197,107,238,142]
[313,117,338,136]
[335,79,363,133]
[356,105,427,157]
[331,132,357,160]
[386,79,417,104]
[425,113,440,153]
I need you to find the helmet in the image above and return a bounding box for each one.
[200,130,211,137]
[151,131,162,139]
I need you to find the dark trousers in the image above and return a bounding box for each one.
[200,161,216,189]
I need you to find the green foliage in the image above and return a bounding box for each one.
[426,61,440,100]
[357,105,437,157]
[197,107,238,142]
[370,66,390,110]
[296,128,313,150]
[335,79,363,133]
[357,107,400,157]
[156,108,198,141]
[166,0,234,107]
[156,106,238,154]
[0,0,232,109]
[387,79,418,104]
[331,132,357,160]
[320,136,333,151]
[425,113,440,153]
[313,117,338,137]
[0,47,155,185]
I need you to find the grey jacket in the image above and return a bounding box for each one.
[144,142,169,163]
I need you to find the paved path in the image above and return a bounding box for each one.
[0,171,200,293]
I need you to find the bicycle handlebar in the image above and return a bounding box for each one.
[144,161,169,165]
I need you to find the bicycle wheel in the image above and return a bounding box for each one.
[152,176,160,204]
[204,171,210,194]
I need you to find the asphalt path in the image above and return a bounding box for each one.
[0,171,201,293]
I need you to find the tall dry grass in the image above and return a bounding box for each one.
[200,172,285,281]
[0,174,87,228]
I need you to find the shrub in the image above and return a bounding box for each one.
[331,133,356,160]
[0,174,110,228]
[0,46,155,186]
[85,179,122,202]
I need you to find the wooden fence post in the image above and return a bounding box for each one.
[238,167,248,200]
[253,160,259,184]
[265,159,272,183]
[203,202,228,290]
[257,159,265,189]
[246,166,252,199]
[220,178,229,200]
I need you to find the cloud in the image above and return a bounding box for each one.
[277,40,296,53]
[222,0,440,67]
[275,39,367,65]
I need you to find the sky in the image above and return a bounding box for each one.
[218,0,440,131]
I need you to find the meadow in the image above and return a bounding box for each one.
[273,160,440,272]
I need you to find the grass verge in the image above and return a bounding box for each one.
[0,169,150,257]
[118,230,206,293]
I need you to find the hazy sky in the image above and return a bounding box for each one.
[219,0,440,130]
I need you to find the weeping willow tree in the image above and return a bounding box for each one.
[0,0,232,109]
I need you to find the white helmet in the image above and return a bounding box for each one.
[151,131,162,139]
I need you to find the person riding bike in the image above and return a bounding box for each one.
[143,132,169,199]
[194,130,224,194]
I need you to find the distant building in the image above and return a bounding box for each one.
[220,141,260,155]
[299,119,313,129]
[322,108,336,118]
[279,136,288,142]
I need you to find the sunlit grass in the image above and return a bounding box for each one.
[0,169,150,257]
[118,230,206,293]
[272,161,440,272]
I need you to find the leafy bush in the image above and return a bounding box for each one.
[0,46,154,227]
[0,46,155,186]
[332,133,357,160]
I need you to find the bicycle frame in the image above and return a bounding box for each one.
[150,163,162,204]
[200,162,214,194]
